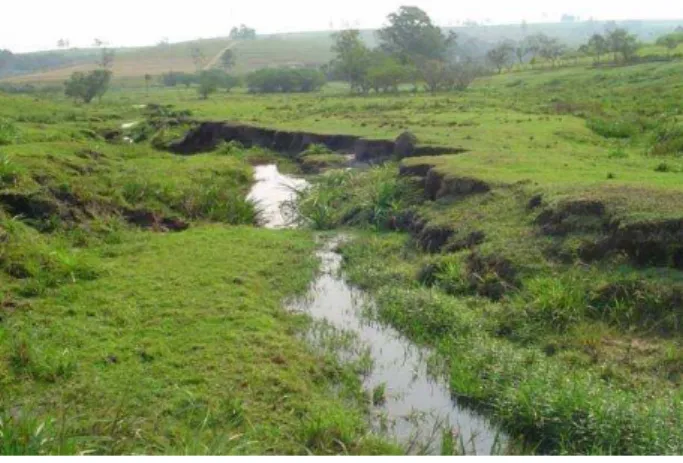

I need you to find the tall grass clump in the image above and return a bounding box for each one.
[290,166,417,230]
[649,123,683,156]
[0,215,98,296]
[0,119,18,145]
[0,411,76,455]
[370,285,683,455]
[586,118,639,139]
[0,155,23,187]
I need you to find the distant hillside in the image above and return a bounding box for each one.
[2,19,681,83]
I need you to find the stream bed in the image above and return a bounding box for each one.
[248,164,503,454]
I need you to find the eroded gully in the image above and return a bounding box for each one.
[247,164,504,455]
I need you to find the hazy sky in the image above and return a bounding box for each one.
[3,0,683,52]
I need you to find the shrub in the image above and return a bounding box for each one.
[655,162,671,172]
[649,124,683,156]
[607,147,628,158]
[64,70,112,103]
[197,70,222,99]
[291,166,416,230]
[0,119,18,145]
[301,144,333,156]
[246,68,326,94]
[586,118,639,139]
[0,154,23,186]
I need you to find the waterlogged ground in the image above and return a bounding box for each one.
[251,165,504,454]
[247,165,308,228]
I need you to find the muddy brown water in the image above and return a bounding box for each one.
[248,164,504,454]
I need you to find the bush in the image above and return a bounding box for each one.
[586,118,639,139]
[649,124,683,156]
[0,154,23,185]
[367,57,410,93]
[0,119,18,145]
[197,70,221,99]
[290,166,416,230]
[160,72,197,88]
[64,70,112,103]
[246,68,326,94]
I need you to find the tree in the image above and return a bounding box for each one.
[197,70,221,99]
[219,49,236,71]
[487,42,514,73]
[330,29,372,93]
[366,54,408,93]
[191,47,207,71]
[245,68,325,94]
[0,49,14,74]
[64,70,112,103]
[92,38,115,69]
[99,49,115,69]
[606,28,639,63]
[515,43,527,66]
[586,34,609,64]
[538,37,566,67]
[656,34,680,59]
[377,6,456,65]
[222,74,241,92]
[446,61,482,91]
[57,39,70,49]
[230,25,257,40]
[421,59,448,92]
[144,74,152,95]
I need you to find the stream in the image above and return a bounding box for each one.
[247,164,503,454]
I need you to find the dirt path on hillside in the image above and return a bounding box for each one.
[204,41,236,70]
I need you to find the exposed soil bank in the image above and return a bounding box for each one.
[401,161,683,272]
[169,122,466,163]
[399,162,491,201]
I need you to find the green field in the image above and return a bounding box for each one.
[1,50,682,455]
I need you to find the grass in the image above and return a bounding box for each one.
[337,233,682,455]
[0,92,399,455]
[289,165,415,230]
[2,51,683,455]
[0,226,396,454]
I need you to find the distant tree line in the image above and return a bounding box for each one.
[329,6,483,94]
[160,70,240,95]
[0,49,88,77]
[485,26,682,73]
[230,25,257,40]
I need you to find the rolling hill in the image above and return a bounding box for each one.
[2,19,681,83]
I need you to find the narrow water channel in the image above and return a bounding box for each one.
[248,164,503,454]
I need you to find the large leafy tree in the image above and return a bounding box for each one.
[487,42,515,73]
[330,29,372,93]
[587,34,609,64]
[606,28,639,63]
[377,6,456,64]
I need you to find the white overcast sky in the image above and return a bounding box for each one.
[3,0,683,52]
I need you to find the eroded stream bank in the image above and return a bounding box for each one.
[248,164,504,454]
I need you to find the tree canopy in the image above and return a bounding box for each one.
[377,6,456,64]
[64,70,112,103]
